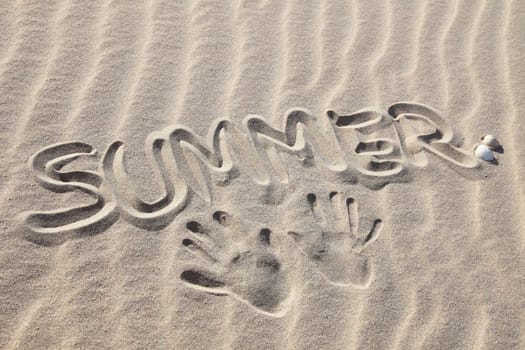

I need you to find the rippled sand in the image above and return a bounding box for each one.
[1,1,524,349]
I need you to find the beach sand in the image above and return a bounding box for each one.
[1,1,524,349]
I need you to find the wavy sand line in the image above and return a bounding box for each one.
[0,1,16,61]
[117,1,194,344]
[68,1,146,141]
[468,3,525,346]
[310,0,353,109]
[151,1,193,343]
[222,0,242,120]
[0,1,60,190]
[329,0,378,110]
[1,1,111,347]
[63,0,110,139]
[505,0,525,249]
[363,2,448,348]
[104,2,156,346]
[405,1,427,84]
[113,0,155,136]
[161,1,235,346]
[0,2,91,345]
[227,0,286,120]
[439,0,460,109]
[368,0,391,102]
[223,2,290,348]
[411,1,455,106]
[326,0,358,109]
[270,0,291,118]
[0,0,65,201]
[7,1,151,345]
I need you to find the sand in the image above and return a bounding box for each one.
[1,0,524,349]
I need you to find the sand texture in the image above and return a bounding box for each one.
[1,0,525,349]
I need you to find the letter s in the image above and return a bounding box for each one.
[21,142,118,245]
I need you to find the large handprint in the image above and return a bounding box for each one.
[288,192,383,288]
[180,210,292,317]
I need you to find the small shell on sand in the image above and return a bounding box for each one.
[474,144,495,162]
[481,134,501,150]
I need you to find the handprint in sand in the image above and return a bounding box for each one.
[180,211,292,317]
[288,192,383,288]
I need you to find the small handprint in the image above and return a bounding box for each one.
[180,211,292,317]
[288,192,383,288]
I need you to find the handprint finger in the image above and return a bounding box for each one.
[307,193,326,225]
[182,238,218,264]
[329,191,348,232]
[363,219,383,246]
[186,220,215,246]
[346,197,359,238]
[180,269,225,289]
[259,228,271,245]
[287,231,302,242]
[354,218,383,250]
[213,210,247,241]
[186,220,205,233]
[213,210,231,226]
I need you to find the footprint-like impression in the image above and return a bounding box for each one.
[180,211,292,317]
[288,192,383,288]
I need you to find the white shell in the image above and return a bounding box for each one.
[481,134,501,150]
[474,144,495,162]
